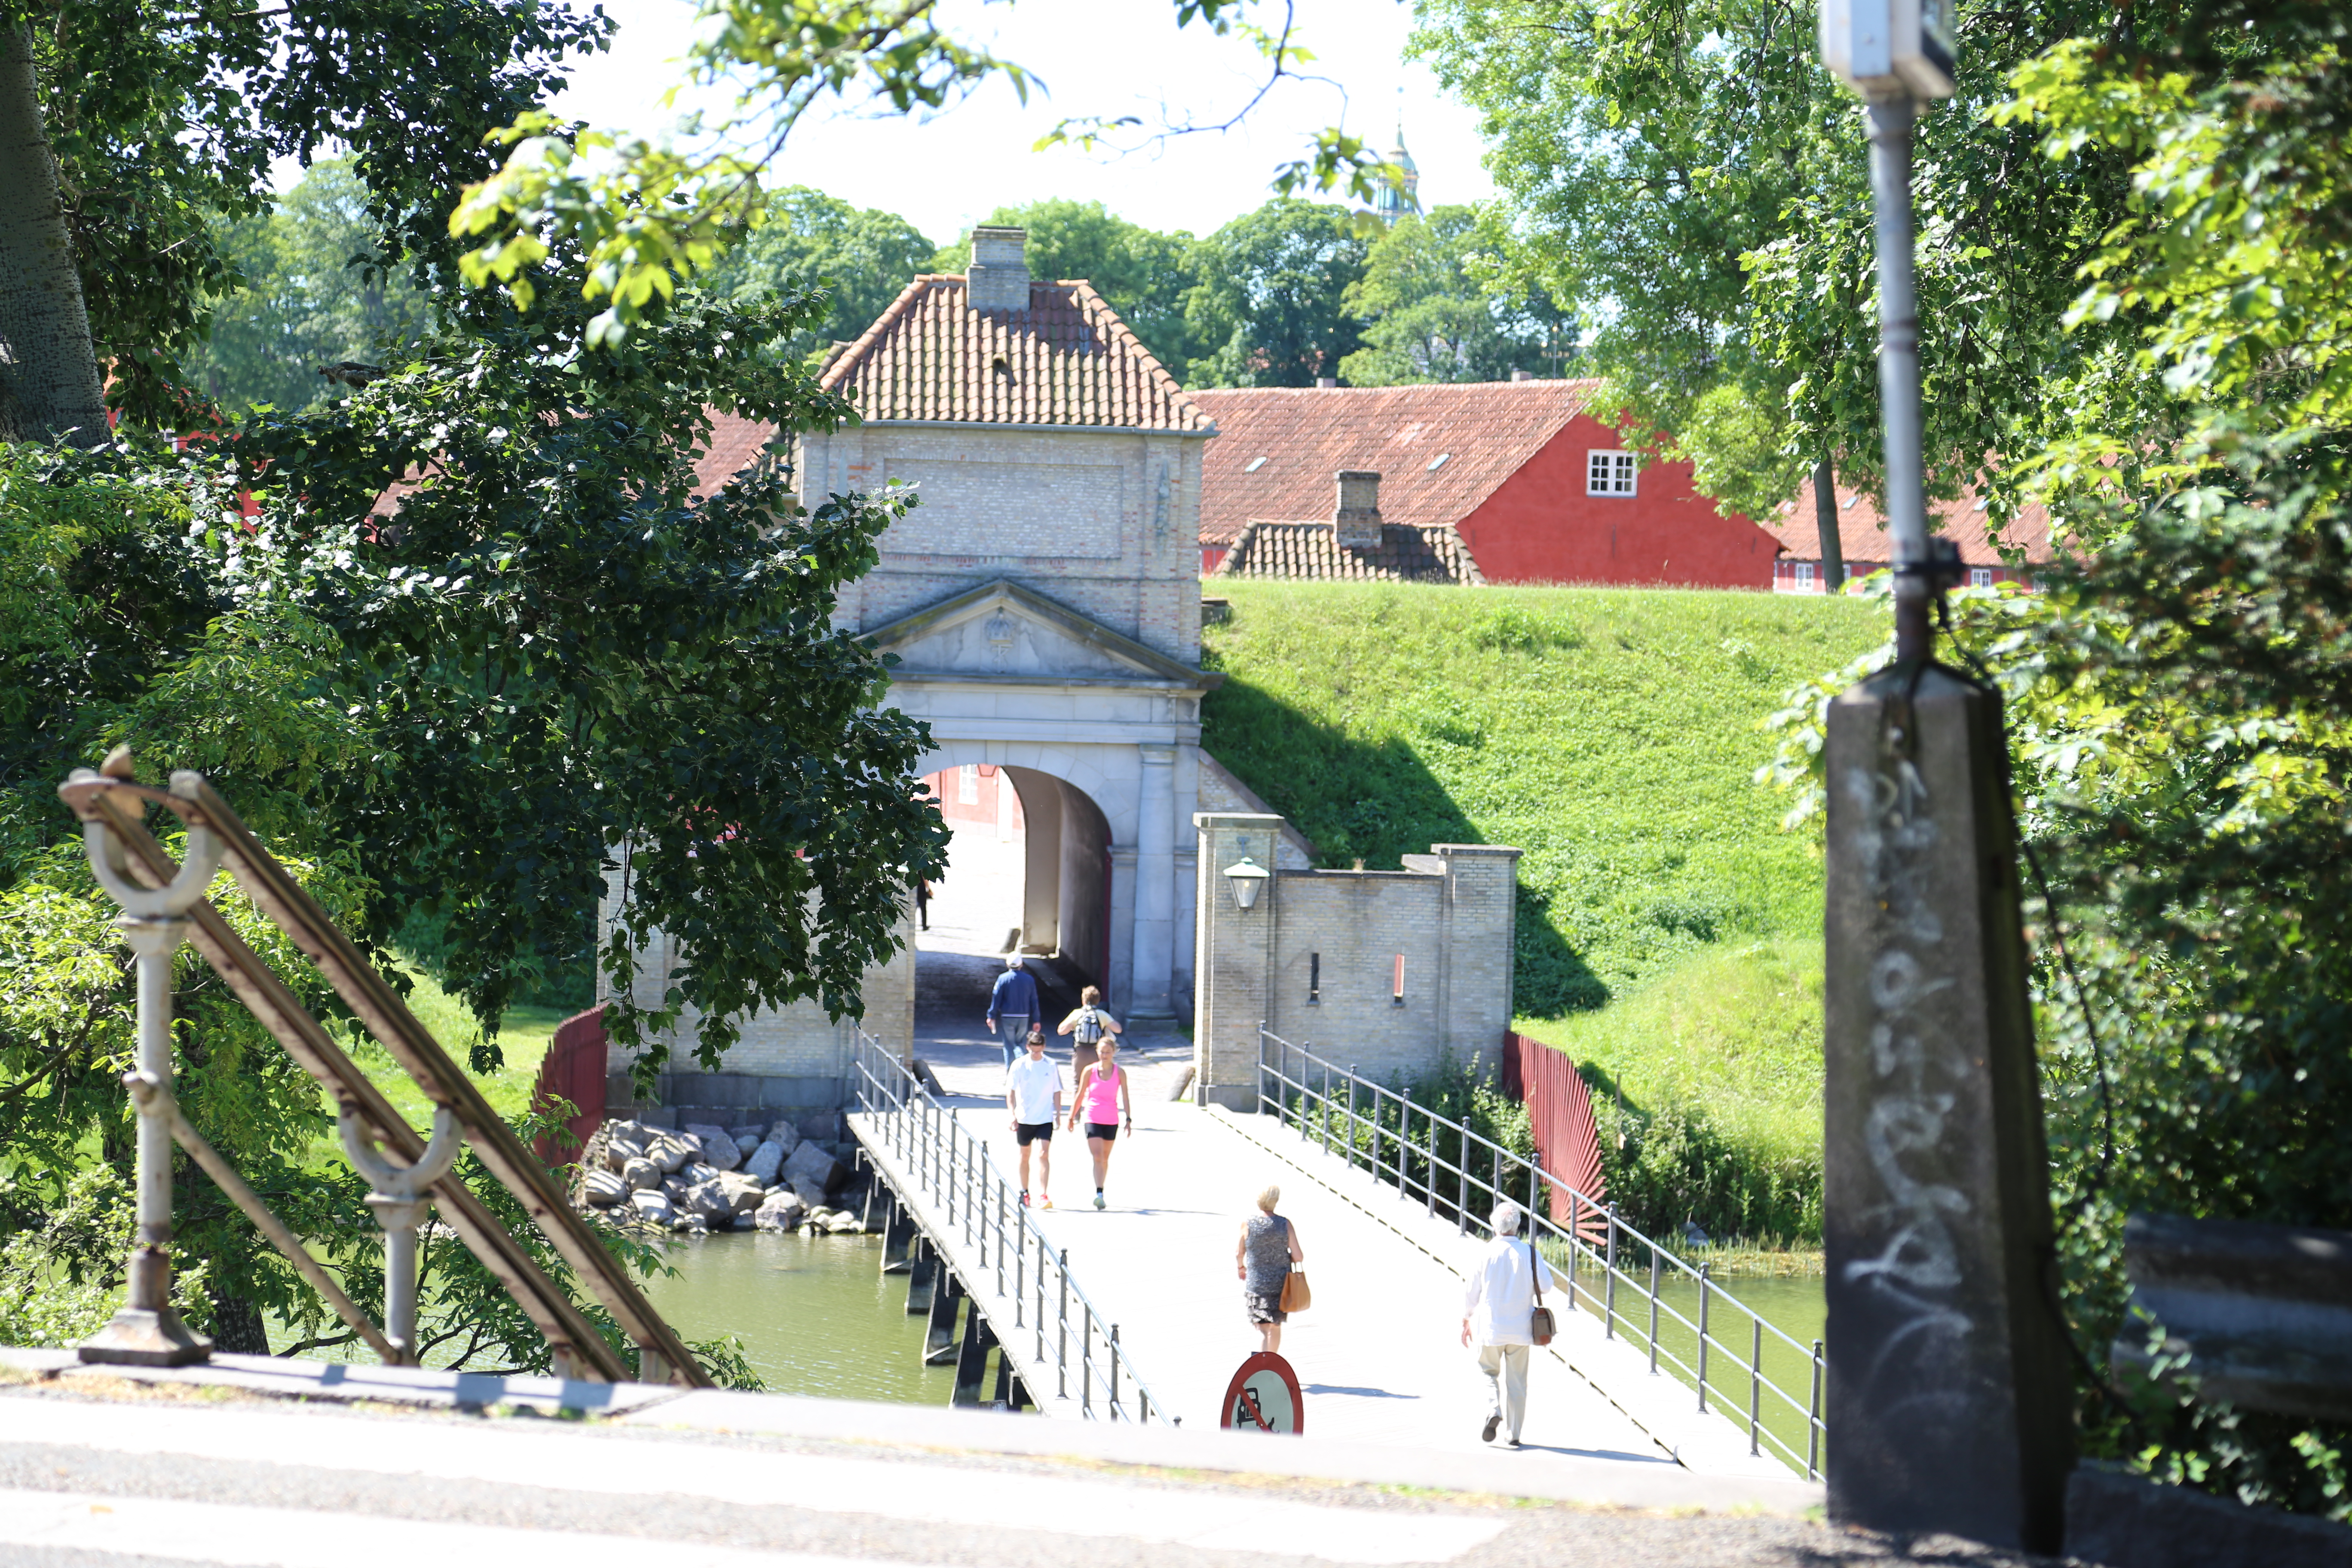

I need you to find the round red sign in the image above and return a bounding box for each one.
[1219,1351,1304,1435]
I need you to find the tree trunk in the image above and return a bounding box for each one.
[1813,457,1846,592]
[208,1288,271,1355]
[0,25,106,446]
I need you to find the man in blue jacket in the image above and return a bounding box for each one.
[985,955,1041,1072]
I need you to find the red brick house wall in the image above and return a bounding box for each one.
[1188,384,1781,591]
[1455,414,1779,588]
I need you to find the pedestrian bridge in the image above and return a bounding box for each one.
[845,1017,1813,1495]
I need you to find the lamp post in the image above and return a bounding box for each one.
[1819,0,1956,661]
[1816,2,2073,1553]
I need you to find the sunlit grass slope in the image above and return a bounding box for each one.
[1199,579,1883,1013]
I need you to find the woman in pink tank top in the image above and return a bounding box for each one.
[1065,1038,1133,1209]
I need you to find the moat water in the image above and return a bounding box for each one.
[638,1228,956,1403]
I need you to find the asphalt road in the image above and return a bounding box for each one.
[0,1378,2089,1568]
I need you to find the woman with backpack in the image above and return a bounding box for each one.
[1055,985,1122,1078]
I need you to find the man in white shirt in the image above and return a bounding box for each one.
[1461,1200,1555,1446]
[1004,1026,1063,1210]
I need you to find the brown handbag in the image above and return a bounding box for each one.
[1280,1267,1311,1314]
[1527,1241,1557,1346]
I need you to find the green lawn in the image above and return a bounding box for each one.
[302,963,576,1168]
[1200,581,1880,1243]
[1200,580,1883,1011]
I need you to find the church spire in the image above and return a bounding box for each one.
[1372,90,1421,224]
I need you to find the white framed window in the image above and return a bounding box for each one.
[958,764,980,805]
[1586,449,1638,497]
[1795,562,1817,588]
[1970,567,1993,588]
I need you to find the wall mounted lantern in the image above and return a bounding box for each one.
[1223,855,1269,912]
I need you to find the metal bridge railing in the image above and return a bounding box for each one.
[1257,1027,1824,1478]
[850,1032,1176,1426]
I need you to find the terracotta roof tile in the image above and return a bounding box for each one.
[1210,521,1484,585]
[819,276,1208,432]
[691,410,782,497]
[1762,472,2055,568]
[1187,382,1596,545]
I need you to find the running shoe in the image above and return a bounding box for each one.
[1020,1191,1030,1208]
[1040,1195,1055,1210]
[1093,1191,1106,1210]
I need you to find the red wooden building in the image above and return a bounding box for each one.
[1188,381,1780,588]
[1759,470,2054,593]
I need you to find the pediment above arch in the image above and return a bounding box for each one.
[863,579,1221,689]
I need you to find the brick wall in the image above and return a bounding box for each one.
[800,425,1205,659]
[1193,812,1520,1107]
[597,853,918,1108]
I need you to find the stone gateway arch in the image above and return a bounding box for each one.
[599,227,1223,1116]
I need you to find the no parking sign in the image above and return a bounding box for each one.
[1220,1351,1304,1435]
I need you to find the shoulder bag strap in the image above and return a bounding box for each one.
[1525,1239,1545,1305]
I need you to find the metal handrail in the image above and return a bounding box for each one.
[850,1033,1177,1426]
[1256,1027,1824,1478]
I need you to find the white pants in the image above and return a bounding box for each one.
[1476,1343,1529,1442]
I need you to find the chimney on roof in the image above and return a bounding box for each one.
[1334,470,1382,550]
[967,226,1030,312]
[1510,368,1535,382]
[1314,376,1338,389]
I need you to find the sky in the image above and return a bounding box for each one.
[536,0,1498,244]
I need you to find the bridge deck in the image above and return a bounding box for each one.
[906,1034,1791,1482]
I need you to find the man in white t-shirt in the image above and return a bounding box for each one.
[1004,1026,1064,1210]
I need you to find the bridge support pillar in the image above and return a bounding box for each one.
[992,1351,1029,1411]
[882,1191,914,1274]
[905,1237,937,1314]
[925,1268,965,1365]
[952,1305,998,1406]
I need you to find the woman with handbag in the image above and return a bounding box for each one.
[1237,1184,1307,1354]
[1460,1200,1556,1447]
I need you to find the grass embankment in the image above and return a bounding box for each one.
[299,965,571,1171]
[1201,581,1882,1247]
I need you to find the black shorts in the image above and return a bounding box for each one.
[1015,1121,1054,1145]
[1086,1121,1118,1142]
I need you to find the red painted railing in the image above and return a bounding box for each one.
[1501,1031,1608,1241]
[531,1004,608,1166]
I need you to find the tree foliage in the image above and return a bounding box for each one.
[190,162,431,415]
[695,185,937,364]
[0,277,945,1364]
[1183,198,1371,388]
[16,0,606,426]
[1338,205,1575,386]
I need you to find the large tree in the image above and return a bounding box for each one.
[695,185,936,362]
[1414,0,2147,537]
[1338,205,1575,386]
[0,0,606,438]
[0,0,953,1369]
[1184,198,1371,388]
[0,274,945,1360]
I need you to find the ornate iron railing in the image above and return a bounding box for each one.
[58,762,705,1385]
[1258,1027,1824,1478]
[849,1032,1176,1425]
